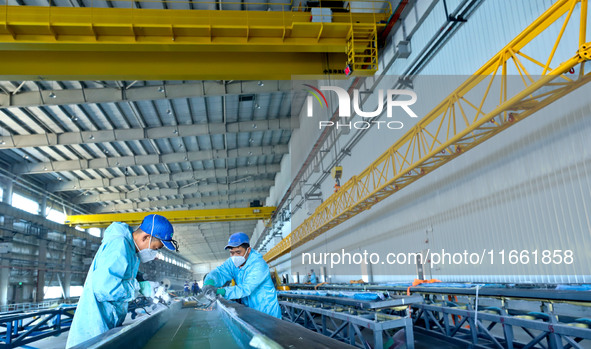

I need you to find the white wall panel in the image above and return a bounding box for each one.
[288,86,591,283]
[267,0,591,284]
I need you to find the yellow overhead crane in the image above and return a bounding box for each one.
[66,206,276,228]
[0,0,391,80]
[264,0,591,262]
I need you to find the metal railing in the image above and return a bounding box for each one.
[0,306,76,348]
[0,298,79,314]
[0,301,57,314]
[4,0,392,15]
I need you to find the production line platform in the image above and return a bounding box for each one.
[279,282,591,349]
[71,298,353,349]
[2,283,590,348]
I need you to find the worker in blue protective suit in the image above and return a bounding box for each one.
[191,280,200,296]
[65,214,178,348]
[310,269,318,284]
[202,232,281,318]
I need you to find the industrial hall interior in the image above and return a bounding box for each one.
[0,0,590,348]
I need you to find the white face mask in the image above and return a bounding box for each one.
[135,235,158,263]
[138,248,158,263]
[230,248,250,268]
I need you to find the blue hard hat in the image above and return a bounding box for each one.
[225,232,250,250]
[139,214,178,251]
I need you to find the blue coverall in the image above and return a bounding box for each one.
[205,249,281,318]
[66,222,140,348]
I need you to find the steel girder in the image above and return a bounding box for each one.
[71,179,274,204]
[92,190,270,213]
[92,201,254,213]
[0,118,295,150]
[0,4,390,80]
[174,223,257,236]
[66,206,275,228]
[0,81,293,108]
[47,164,281,192]
[12,144,288,174]
[0,51,350,80]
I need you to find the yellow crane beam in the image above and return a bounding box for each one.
[0,2,390,79]
[0,51,348,80]
[67,206,276,229]
[265,0,591,262]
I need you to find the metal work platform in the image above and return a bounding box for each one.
[278,291,420,348]
[41,297,354,349]
[413,302,591,349]
[280,300,414,349]
[283,283,591,349]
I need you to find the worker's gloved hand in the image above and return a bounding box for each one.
[216,288,226,297]
[139,281,158,298]
[202,285,216,299]
[202,279,216,299]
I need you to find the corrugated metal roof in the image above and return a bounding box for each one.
[0,78,299,264]
[0,0,305,264]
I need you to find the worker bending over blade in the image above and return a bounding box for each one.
[66,214,178,348]
[202,232,281,318]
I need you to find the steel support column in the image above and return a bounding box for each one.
[35,234,47,303]
[0,260,9,306]
[1,181,13,306]
[63,239,73,299]
[1,180,12,205]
